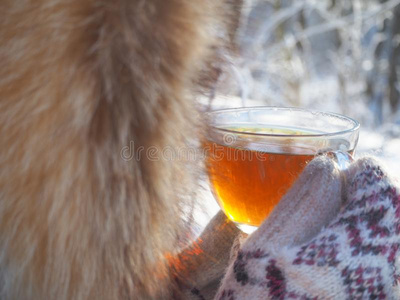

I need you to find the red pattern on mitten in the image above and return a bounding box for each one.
[215,156,400,299]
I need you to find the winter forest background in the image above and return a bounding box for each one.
[210,0,400,172]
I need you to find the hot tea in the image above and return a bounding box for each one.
[206,126,353,228]
[205,107,359,233]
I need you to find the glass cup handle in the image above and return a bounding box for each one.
[324,150,354,203]
[326,150,354,171]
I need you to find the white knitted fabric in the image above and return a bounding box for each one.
[214,156,400,299]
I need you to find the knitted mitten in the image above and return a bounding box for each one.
[215,156,400,299]
[171,211,242,300]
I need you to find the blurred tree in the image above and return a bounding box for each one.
[224,0,400,127]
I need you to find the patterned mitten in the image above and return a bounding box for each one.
[216,156,400,299]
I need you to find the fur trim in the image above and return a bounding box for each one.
[0,1,223,299]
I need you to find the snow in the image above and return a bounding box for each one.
[358,130,400,175]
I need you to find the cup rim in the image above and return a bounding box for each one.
[207,106,360,138]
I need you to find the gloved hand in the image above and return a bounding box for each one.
[171,210,242,300]
[216,156,400,299]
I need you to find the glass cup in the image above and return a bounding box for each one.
[205,107,360,233]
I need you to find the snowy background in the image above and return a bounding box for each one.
[196,0,400,228]
[208,0,400,173]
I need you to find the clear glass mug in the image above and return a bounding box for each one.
[205,107,360,233]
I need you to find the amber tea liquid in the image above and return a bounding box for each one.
[206,127,351,228]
